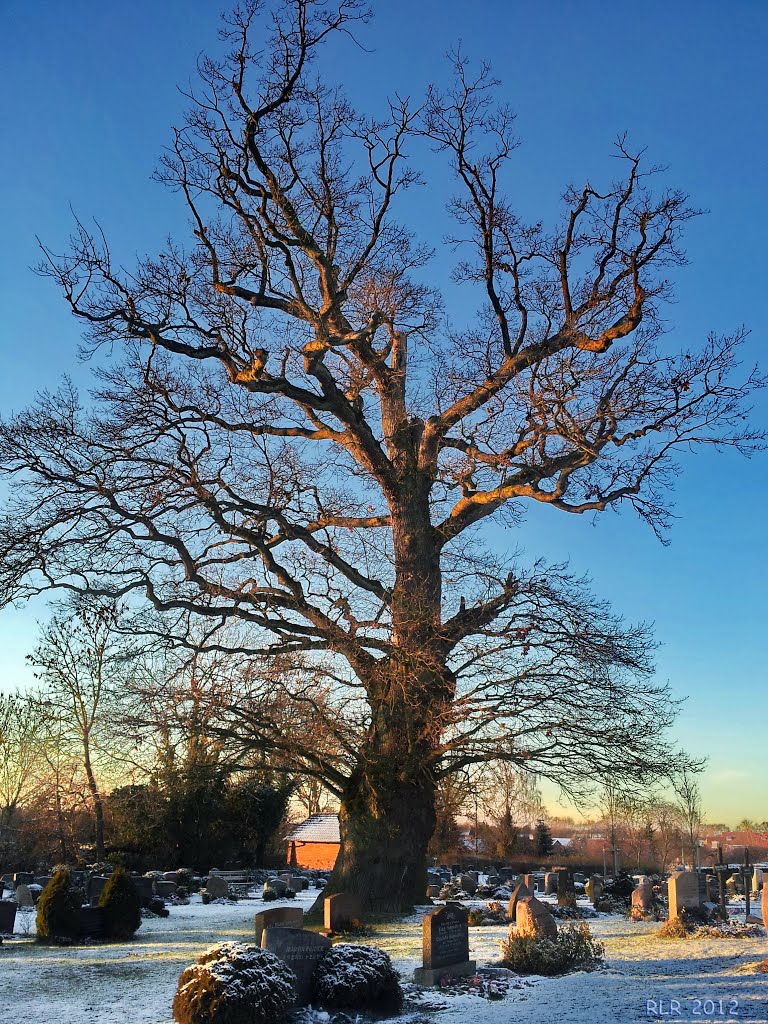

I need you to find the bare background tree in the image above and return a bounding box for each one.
[0,0,762,909]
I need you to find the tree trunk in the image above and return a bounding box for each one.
[83,743,105,862]
[329,752,437,913]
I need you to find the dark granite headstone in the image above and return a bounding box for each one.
[0,901,17,933]
[133,876,155,906]
[254,906,304,942]
[154,880,178,898]
[323,892,362,932]
[261,926,331,1004]
[88,876,109,907]
[414,902,475,985]
[13,872,33,886]
[78,905,104,938]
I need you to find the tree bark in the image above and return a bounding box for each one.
[329,750,437,913]
[83,741,105,862]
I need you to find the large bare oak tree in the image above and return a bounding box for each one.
[0,0,762,909]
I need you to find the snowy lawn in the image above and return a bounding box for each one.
[0,890,765,1023]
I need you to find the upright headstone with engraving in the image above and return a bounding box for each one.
[254,906,304,942]
[543,871,557,895]
[413,903,475,985]
[261,927,331,1004]
[667,870,700,920]
[323,892,362,932]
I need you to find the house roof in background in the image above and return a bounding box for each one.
[285,813,340,844]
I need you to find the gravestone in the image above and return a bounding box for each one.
[267,877,289,896]
[206,875,229,900]
[0,900,17,933]
[78,905,104,938]
[631,879,653,914]
[287,876,305,893]
[13,872,33,886]
[753,867,763,892]
[467,870,479,884]
[88,876,108,907]
[543,871,557,895]
[15,884,34,908]
[506,880,531,922]
[522,873,536,893]
[556,869,575,906]
[705,876,719,902]
[458,873,477,895]
[154,880,178,898]
[486,874,501,888]
[585,875,603,906]
[427,884,442,899]
[261,927,332,1004]
[323,892,362,932]
[162,871,179,882]
[762,883,768,932]
[413,902,475,985]
[515,896,558,940]
[254,906,304,942]
[133,876,154,907]
[667,871,700,920]
[34,876,52,890]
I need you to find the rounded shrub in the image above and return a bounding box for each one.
[173,942,295,1024]
[99,867,142,940]
[499,922,604,976]
[312,944,403,1011]
[36,867,82,943]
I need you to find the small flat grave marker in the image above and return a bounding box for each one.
[413,902,475,986]
[261,926,331,1004]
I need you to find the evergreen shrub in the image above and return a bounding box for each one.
[36,868,82,943]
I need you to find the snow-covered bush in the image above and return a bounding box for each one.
[36,868,81,943]
[500,922,604,976]
[262,887,278,902]
[99,867,142,940]
[312,944,403,1011]
[173,942,295,1024]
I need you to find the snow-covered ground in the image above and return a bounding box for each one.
[0,889,765,1023]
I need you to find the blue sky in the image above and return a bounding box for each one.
[1,0,766,822]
